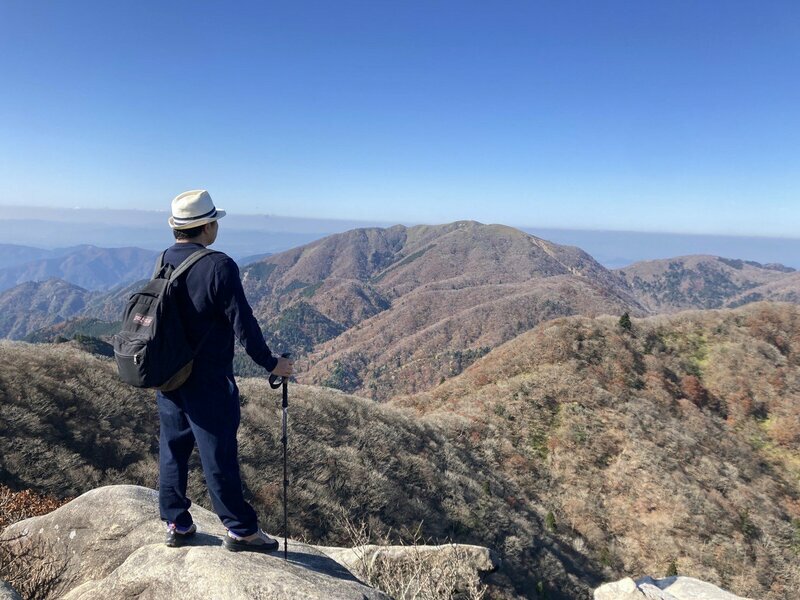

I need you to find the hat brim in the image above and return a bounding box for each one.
[169,209,226,230]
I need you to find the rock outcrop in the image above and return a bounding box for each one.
[1,485,389,599]
[324,542,499,594]
[594,576,753,600]
[1,485,498,599]
[0,582,21,600]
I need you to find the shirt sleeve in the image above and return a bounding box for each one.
[213,257,279,373]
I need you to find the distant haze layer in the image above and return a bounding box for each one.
[0,205,394,259]
[2,205,799,268]
[523,227,800,270]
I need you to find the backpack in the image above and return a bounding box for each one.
[113,248,217,391]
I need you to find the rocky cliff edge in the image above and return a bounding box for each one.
[0,485,496,599]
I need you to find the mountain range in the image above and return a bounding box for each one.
[0,244,273,295]
[618,255,796,312]
[0,244,157,292]
[0,279,90,339]
[0,246,263,339]
[238,221,645,398]
[4,221,800,599]
[3,223,800,401]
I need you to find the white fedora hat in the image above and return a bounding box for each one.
[169,190,227,230]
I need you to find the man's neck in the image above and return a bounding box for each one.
[176,239,207,247]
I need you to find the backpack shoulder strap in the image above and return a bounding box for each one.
[168,248,219,283]
[151,251,167,279]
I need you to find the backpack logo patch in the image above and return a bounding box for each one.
[133,314,154,327]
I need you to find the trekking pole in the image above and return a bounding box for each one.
[269,352,292,561]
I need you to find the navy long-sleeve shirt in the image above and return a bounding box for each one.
[161,242,278,377]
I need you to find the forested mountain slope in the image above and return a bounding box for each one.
[0,245,156,292]
[617,255,796,312]
[0,341,597,599]
[395,301,800,600]
[240,221,645,398]
[0,279,91,339]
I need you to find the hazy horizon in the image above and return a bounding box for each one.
[2,204,800,269]
[3,202,800,240]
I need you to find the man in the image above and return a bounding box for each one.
[157,189,293,552]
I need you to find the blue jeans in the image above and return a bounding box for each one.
[157,370,258,536]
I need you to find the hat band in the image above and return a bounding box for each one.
[171,207,217,225]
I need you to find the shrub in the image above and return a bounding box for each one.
[0,533,69,600]
[666,558,678,576]
[680,375,709,408]
[738,509,758,540]
[340,517,487,600]
[545,511,556,533]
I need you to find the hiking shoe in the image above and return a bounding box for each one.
[165,522,197,548]
[223,529,280,554]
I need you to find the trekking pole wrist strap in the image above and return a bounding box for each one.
[268,352,292,389]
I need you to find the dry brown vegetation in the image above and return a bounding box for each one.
[618,255,797,313]
[0,532,70,600]
[0,487,73,599]
[233,382,590,598]
[5,302,800,598]
[339,518,488,600]
[0,341,159,495]
[728,271,800,308]
[0,486,68,530]
[0,341,593,599]
[0,486,71,600]
[396,301,800,599]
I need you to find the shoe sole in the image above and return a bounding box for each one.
[223,537,280,553]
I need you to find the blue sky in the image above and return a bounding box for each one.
[0,1,798,236]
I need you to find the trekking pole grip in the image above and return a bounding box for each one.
[268,352,292,390]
